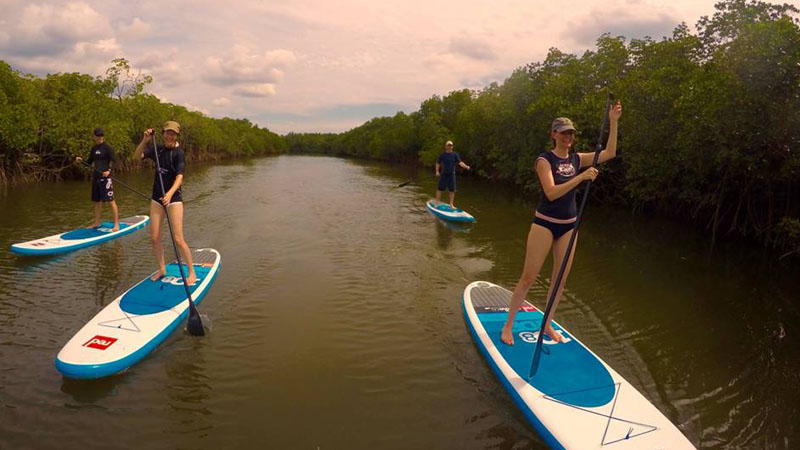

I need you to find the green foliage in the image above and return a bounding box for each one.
[286,0,800,251]
[0,59,285,182]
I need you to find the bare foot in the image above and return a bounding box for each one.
[150,269,166,281]
[501,325,515,345]
[449,203,455,209]
[186,270,197,285]
[112,223,120,231]
[86,222,100,229]
[543,324,563,343]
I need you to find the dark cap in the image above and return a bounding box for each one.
[93,128,104,137]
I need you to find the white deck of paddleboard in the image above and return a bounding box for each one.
[425,200,475,222]
[55,248,220,378]
[464,281,696,449]
[10,215,149,255]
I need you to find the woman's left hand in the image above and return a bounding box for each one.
[609,101,622,123]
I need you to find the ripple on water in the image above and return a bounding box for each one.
[1,156,798,449]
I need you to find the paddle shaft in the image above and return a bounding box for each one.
[150,134,204,336]
[529,92,614,377]
[79,160,152,202]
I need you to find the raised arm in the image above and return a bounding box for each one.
[579,101,622,168]
[133,129,154,160]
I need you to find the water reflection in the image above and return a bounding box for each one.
[93,240,125,307]
[60,374,125,404]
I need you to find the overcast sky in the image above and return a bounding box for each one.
[0,0,721,134]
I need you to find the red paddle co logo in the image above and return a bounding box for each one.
[83,335,118,351]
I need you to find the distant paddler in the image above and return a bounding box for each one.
[133,121,197,285]
[434,140,470,208]
[75,127,120,231]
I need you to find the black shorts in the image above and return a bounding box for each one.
[533,217,575,240]
[437,173,456,192]
[151,189,183,204]
[91,177,114,202]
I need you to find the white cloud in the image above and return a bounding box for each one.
[9,2,113,56]
[202,46,296,86]
[132,50,192,88]
[448,35,498,61]
[182,102,209,115]
[233,83,277,98]
[152,62,192,88]
[118,17,150,40]
[565,5,683,45]
[212,97,231,107]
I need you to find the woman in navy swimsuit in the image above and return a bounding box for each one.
[501,102,622,345]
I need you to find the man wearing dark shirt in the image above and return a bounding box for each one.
[435,140,470,208]
[75,128,119,231]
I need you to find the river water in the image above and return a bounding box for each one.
[0,155,797,449]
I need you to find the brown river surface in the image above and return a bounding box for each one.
[0,155,798,449]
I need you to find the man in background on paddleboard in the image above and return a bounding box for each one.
[133,121,197,285]
[501,102,622,345]
[435,140,470,208]
[75,127,120,231]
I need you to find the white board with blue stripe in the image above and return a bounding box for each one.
[463,281,696,449]
[55,248,221,379]
[10,215,149,255]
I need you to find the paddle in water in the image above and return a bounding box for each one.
[529,92,615,377]
[150,135,205,337]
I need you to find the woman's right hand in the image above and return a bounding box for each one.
[580,167,599,181]
[141,128,154,143]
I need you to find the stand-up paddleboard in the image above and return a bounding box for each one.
[425,199,475,223]
[463,281,696,449]
[55,248,221,379]
[10,215,149,255]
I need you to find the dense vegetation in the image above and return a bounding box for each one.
[286,0,800,253]
[0,58,286,184]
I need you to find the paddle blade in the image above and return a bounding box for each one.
[186,302,206,336]
[396,179,413,188]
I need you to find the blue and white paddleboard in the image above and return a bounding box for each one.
[425,199,475,223]
[10,215,149,255]
[55,248,221,379]
[463,281,695,449]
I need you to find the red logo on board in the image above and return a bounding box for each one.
[82,335,118,350]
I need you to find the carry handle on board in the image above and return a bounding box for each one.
[529,91,615,378]
[150,133,205,336]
